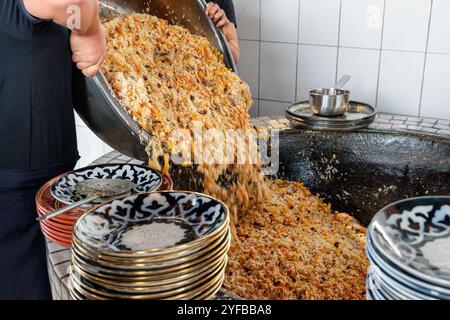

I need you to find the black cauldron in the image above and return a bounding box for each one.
[171,129,450,226]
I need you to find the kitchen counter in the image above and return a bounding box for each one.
[45,113,450,300]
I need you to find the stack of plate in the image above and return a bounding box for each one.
[366,196,450,300]
[285,101,376,131]
[36,164,172,247]
[69,191,231,300]
[36,177,86,247]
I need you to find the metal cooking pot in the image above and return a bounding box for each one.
[73,0,237,161]
[309,75,351,116]
[309,88,350,116]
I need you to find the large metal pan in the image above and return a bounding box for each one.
[73,0,237,161]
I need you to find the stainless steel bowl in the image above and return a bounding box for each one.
[309,88,350,117]
[73,0,237,161]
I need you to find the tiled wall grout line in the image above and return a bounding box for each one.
[238,38,260,42]
[294,0,301,101]
[335,0,343,84]
[418,0,434,117]
[257,0,262,116]
[259,98,294,104]
[425,51,450,56]
[239,38,450,58]
[363,47,431,55]
[374,0,387,110]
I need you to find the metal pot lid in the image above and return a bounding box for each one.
[286,100,376,123]
[286,114,374,132]
[368,196,450,289]
[286,121,374,132]
[285,101,376,131]
[286,113,374,127]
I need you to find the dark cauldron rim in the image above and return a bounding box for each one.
[277,127,450,145]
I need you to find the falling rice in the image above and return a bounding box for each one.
[102,13,368,300]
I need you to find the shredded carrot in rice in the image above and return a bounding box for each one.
[102,13,368,300]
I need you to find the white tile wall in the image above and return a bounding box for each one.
[337,48,380,106]
[238,40,260,98]
[427,0,450,54]
[261,0,299,43]
[382,0,431,52]
[339,0,384,49]
[259,42,297,102]
[74,111,85,127]
[74,111,110,168]
[234,0,260,40]
[377,51,425,116]
[298,0,341,46]
[249,99,260,118]
[75,126,107,168]
[235,0,450,120]
[259,100,290,117]
[297,45,337,101]
[103,143,114,154]
[421,54,450,120]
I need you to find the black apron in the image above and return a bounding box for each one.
[0,1,79,299]
[0,160,77,299]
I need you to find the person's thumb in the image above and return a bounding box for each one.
[82,64,100,78]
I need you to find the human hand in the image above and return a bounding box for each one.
[71,22,106,77]
[205,2,234,40]
[205,2,240,63]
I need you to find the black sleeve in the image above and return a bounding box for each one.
[209,0,237,27]
[0,0,43,40]
[18,0,45,24]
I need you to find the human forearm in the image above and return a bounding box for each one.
[23,0,100,35]
[24,0,105,77]
[227,39,240,64]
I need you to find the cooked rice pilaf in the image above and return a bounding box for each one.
[102,13,369,300]
[224,179,368,300]
[102,13,268,231]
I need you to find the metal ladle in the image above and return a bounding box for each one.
[335,74,352,90]
[37,179,137,222]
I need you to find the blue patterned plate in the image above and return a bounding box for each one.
[73,192,228,254]
[366,268,385,300]
[51,164,163,205]
[366,231,450,299]
[369,196,450,289]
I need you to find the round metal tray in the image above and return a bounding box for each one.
[73,0,237,161]
[285,100,377,131]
